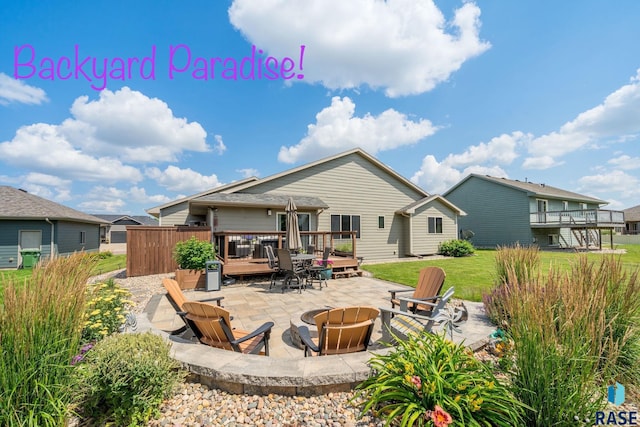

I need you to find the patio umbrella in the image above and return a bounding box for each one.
[285,197,302,251]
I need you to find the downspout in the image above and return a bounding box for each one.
[45,218,55,261]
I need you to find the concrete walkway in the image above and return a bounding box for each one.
[140,276,496,395]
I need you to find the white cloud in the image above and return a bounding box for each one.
[236,168,259,178]
[213,135,227,155]
[524,68,640,169]
[577,170,639,200]
[0,87,216,184]
[65,87,210,162]
[145,165,223,192]
[229,0,490,97]
[278,96,437,163]
[77,185,172,213]
[0,123,142,182]
[522,156,564,170]
[411,132,522,193]
[411,154,508,193]
[608,154,640,170]
[0,73,48,105]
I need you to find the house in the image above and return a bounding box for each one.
[147,149,465,265]
[0,186,107,269]
[92,214,159,243]
[443,174,624,249]
[623,204,640,235]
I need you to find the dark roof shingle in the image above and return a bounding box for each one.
[0,186,107,224]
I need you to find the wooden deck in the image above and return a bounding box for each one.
[220,256,362,279]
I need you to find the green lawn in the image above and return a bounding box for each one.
[362,245,640,302]
[0,254,127,288]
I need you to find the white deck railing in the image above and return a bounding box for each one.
[529,209,624,226]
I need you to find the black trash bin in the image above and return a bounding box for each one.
[21,250,41,269]
[205,260,221,291]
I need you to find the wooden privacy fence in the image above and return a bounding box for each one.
[126,226,211,277]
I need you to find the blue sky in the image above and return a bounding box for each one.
[1,1,639,215]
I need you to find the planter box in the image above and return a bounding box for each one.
[175,269,205,290]
[319,268,332,280]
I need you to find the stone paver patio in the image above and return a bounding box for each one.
[140,275,496,395]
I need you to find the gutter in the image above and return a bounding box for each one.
[45,218,55,261]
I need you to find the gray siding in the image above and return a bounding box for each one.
[214,207,317,231]
[446,177,533,247]
[160,202,195,226]
[56,221,100,256]
[242,153,426,260]
[410,200,458,255]
[0,220,52,269]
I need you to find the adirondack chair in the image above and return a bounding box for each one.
[298,306,380,357]
[162,278,224,334]
[180,301,274,355]
[380,287,455,343]
[388,266,446,314]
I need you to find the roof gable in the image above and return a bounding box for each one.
[146,177,259,216]
[444,174,607,204]
[148,148,430,214]
[0,186,107,224]
[623,204,640,222]
[221,148,430,197]
[397,195,466,216]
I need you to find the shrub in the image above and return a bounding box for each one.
[354,332,525,426]
[438,240,475,257]
[0,253,96,426]
[82,278,134,343]
[173,236,215,270]
[335,242,353,253]
[97,250,113,259]
[75,332,185,426]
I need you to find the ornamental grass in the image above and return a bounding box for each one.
[0,253,96,427]
[498,254,640,426]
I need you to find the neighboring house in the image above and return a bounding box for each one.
[0,186,107,269]
[623,204,640,235]
[93,214,159,243]
[147,148,465,262]
[443,174,624,249]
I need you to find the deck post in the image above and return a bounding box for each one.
[351,231,357,259]
[223,234,229,264]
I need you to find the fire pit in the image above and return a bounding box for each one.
[289,307,332,349]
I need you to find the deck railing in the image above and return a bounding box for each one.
[529,209,624,227]
[213,230,357,265]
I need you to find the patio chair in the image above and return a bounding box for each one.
[388,266,446,314]
[380,287,455,343]
[179,301,274,355]
[276,248,308,293]
[265,245,283,289]
[298,306,380,356]
[162,278,224,335]
[306,246,332,289]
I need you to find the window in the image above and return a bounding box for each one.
[80,231,86,244]
[548,234,559,245]
[331,214,361,238]
[378,216,385,229]
[428,217,443,234]
[580,203,588,210]
[562,201,569,211]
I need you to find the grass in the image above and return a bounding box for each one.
[362,244,640,302]
[0,254,126,290]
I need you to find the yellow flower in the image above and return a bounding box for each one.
[90,309,101,316]
[485,381,495,390]
[454,395,461,403]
